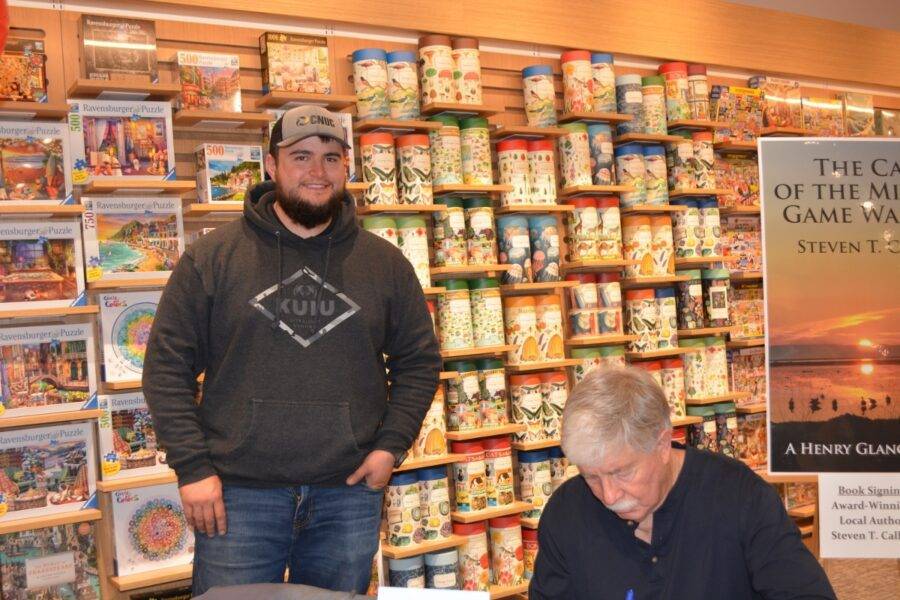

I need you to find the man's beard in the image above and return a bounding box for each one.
[275,181,344,228]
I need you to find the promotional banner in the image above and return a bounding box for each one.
[818,473,900,558]
[760,138,899,473]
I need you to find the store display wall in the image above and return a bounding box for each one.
[0,1,897,598]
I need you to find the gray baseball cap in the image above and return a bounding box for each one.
[269,105,350,154]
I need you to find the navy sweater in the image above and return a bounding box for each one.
[530,446,835,600]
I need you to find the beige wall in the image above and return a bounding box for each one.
[144,0,900,87]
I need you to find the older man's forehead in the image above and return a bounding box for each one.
[580,448,644,476]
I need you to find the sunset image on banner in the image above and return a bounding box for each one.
[760,138,899,472]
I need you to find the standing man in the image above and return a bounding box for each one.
[530,367,835,599]
[143,106,440,595]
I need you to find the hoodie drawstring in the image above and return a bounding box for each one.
[271,231,283,331]
[313,234,334,335]
[271,230,334,336]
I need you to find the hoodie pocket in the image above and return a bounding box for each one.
[221,398,364,483]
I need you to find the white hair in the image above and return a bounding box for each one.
[561,366,671,467]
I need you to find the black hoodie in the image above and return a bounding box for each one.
[142,182,441,487]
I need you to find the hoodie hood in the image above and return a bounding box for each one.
[243,180,359,248]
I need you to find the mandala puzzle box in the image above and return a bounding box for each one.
[0,322,98,420]
[98,290,161,384]
[0,422,97,524]
[111,483,194,577]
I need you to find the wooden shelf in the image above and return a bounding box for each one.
[520,516,541,529]
[0,409,103,430]
[439,371,459,380]
[668,119,728,131]
[566,334,638,347]
[0,101,70,120]
[433,184,512,196]
[669,188,731,197]
[421,102,502,117]
[452,501,532,523]
[0,508,103,536]
[0,305,99,320]
[86,277,169,290]
[561,258,631,272]
[788,504,816,519]
[82,179,196,195]
[255,91,357,110]
[558,111,632,124]
[395,453,463,473]
[183,203,242,217]
[512,439,560,451]
[736,403,767,414]
[720,206,761,215]
[755,470,818,485]
[110,563,193,592]
[727,337,765,349]
[446,423,526,441]
[173,110,273,129]
[491,582,531,599]
[97,470,178,492]
[678,326,737,338]
[621,204,688,215]
[799,523,815,537]
[423,287,447,295]
[357,203,447,215]
[627,348,699,360]
[506,359,582,373]
[346,182,368,194]
[715,141,758,152]
[621,275,690,289]
[558,184,632,197]
[0,204,84,216]
[381,534,466,560]
[671,416,704,427]
[67,79,182,101]
[490,124,568,139]
[674,256,729,267]
[354,118,441,133]
[501,281,578,295]
[615,132,684,144]
[431,264,512,279]
[730,271,763,282]
[761,127,807,137]
[102,380,142,391]
[440,344,516,360]
[685,391,752,405]
[494,204,574,215]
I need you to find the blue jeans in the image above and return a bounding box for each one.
[192,483,383,595]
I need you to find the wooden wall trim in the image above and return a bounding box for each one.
[139,0,900,88]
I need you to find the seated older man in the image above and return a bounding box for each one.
[529,367,835,600]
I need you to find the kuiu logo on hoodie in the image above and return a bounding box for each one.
[249,266,360,347]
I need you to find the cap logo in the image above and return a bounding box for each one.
[295,114,336,128]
